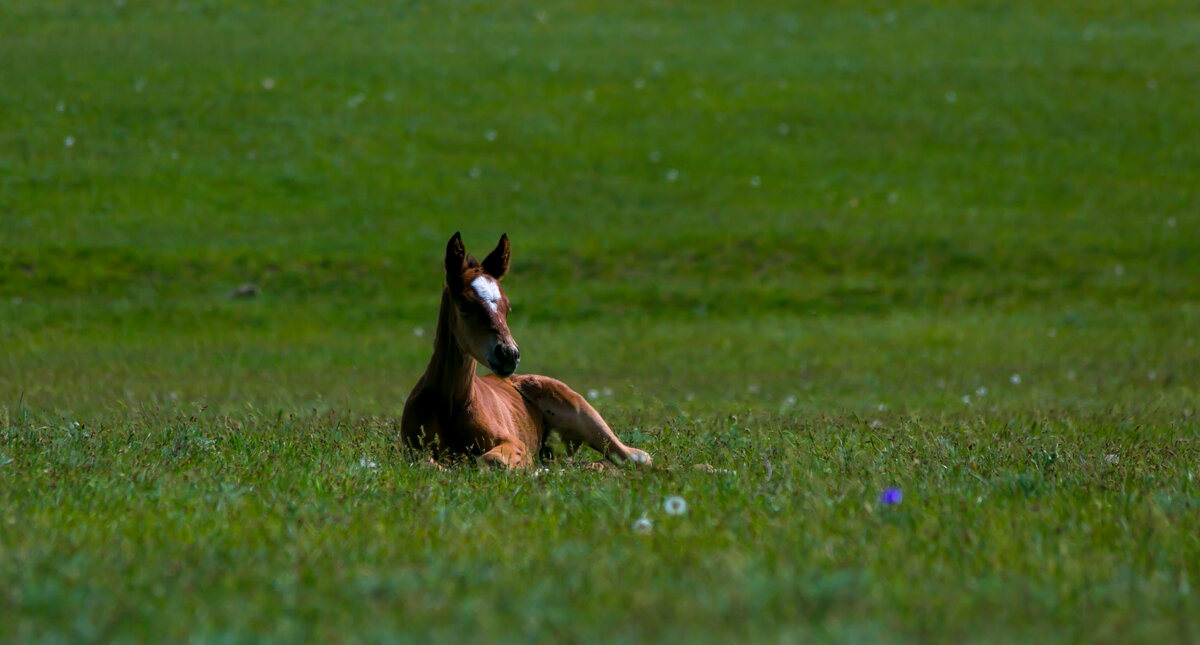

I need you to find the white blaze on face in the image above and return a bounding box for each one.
[470,275,502,312]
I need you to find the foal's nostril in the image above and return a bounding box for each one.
[489,344,519,369]
[498,345,519,364]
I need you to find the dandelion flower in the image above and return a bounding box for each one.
[632,517,653,534]
[663,496,687,515]
[1010,374,1021,385]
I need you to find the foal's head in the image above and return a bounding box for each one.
[444,232,520,377]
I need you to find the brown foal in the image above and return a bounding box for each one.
[400,232,652,469]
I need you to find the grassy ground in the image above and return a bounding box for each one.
[2,0,1198,642]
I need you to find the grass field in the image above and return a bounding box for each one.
[2,0,1199,642]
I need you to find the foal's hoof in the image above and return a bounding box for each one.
[624,449,652,468]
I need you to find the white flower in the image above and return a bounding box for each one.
[632,517,653,534]
[663,496,687,515]
[1010,374,1021,385]
[665,169,679,182]
[961,395,971,404]
[976,386,987,396]
[413,327,424,337]
[261,77,275,90]
[64,135,75,147]
[587,389,600,400]
[358,457,378,470]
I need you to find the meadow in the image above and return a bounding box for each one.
[2,0,1198,642]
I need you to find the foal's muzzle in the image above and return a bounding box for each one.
[488,343,520,377]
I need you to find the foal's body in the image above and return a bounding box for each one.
[401,233,650,469]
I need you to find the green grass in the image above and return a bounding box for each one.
[2,0,1199,642]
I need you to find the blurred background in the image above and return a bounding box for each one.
[2,0,1197,417]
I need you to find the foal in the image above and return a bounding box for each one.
[400,232,652,469]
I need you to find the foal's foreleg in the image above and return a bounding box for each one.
[478,441,531,469]
[528,378,651,467]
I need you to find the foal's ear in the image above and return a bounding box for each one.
[445,231,466,288]
[481,233,510,280]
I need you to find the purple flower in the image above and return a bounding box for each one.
[879,488,903,506]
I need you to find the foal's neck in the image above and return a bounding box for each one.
[426,287,476,402]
